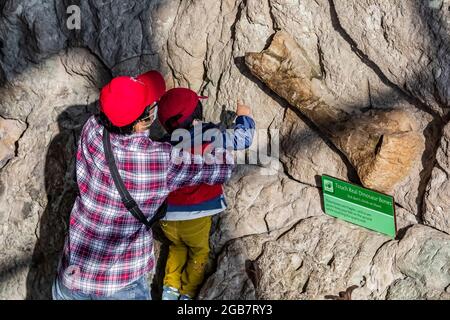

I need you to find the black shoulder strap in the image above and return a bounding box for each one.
[102,128,167,230]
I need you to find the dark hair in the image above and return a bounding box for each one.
[97,104,154,135]
[164,101,203,133]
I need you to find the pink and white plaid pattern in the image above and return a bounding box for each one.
[57,116,233,296]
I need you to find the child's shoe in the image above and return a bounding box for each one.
[179,294,193,300]
[162,286,180,300]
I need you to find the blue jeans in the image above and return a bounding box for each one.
[52,275,152,300]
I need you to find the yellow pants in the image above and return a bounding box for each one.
[160,216,212,297]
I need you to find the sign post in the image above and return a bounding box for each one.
[321,175,397,238]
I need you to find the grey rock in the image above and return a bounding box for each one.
[280,108,349,187]
[0,0,449,300]
[0,48,108,299]
[332,0,450,116]
[424,123,450,234]
[201,218,450,300]
[0,0,67,83]
[211,165,324,250]
[0,117,26,169]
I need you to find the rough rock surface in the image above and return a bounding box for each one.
[0,48,109,299]
[246,31,425,194]
[0,118,26,169]
[331,0,450,116]
[0,0,449,300]
[424,123,450,235]
[210,165,324,250]
[280,108,349,186]
[201,217,450,300]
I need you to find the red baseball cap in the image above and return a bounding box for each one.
[100,70,166,127]
[158,88,207,131]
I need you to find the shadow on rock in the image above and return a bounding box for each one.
[25,103,97,300]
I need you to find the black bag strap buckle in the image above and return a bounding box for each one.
[123,198,138,211]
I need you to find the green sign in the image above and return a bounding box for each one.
[322,175,397,238]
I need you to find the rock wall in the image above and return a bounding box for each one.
[0,0,449,299]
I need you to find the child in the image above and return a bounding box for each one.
[157,88,255,300]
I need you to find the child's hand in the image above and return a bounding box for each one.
[236,100,252,117]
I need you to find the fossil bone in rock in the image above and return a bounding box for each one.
[245,31,424,193]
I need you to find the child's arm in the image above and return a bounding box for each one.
[223,101,255,150]
[166,146,234,190]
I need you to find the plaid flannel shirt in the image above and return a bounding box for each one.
[57,116,234,296]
